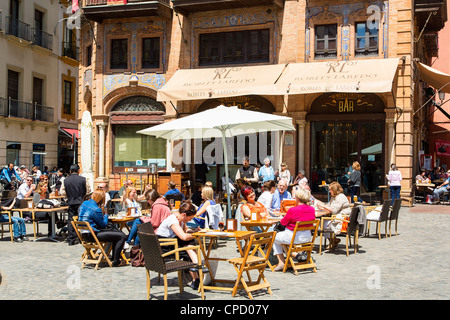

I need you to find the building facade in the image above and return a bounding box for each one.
[0,0,79,174]
[78,0,446,201]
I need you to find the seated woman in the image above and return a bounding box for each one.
[78,189,128,267]
[32,181,59,236]
[126,190,171,246]
[155,200,202,290]
[257,180,276,215]
[189,186,215,229]
[240,186,269,232]
[0,198,28,242]
[122,186,141,215]
[315,181,351,248]
[272,186,316,271]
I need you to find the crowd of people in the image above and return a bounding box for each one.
[415,166,450,204]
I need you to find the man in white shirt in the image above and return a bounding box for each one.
[17,177,36,200]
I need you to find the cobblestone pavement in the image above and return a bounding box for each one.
[1,203,450,301]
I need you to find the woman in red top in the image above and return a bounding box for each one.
[240,186,269,220]
[272,186,316,271]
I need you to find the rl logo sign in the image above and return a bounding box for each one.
[213,67,242,80]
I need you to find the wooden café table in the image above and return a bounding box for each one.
[192,230,256,294]
[108,215,140,232]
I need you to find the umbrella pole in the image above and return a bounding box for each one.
[221,131,232,220]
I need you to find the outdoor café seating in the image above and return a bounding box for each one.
[72,220,113,271]
[227,231,275,299]
[281,220,319,274]
[138,230,205,300]
[366,199,391,240]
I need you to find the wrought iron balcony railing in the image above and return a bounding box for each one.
[5,16,32,42]
[62,41,79,60]
[33,28,53,50]
[0,97,54,123]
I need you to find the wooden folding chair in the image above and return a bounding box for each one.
[227,231,276,299]
[0,211,14,243]
[71,220,113,271]
[282,220,319,274]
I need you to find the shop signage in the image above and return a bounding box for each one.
[310,93,385,114]
[435,140,450,157]
[197,95,275,114]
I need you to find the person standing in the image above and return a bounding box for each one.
[60,164,91,245]
[348,161,361,203]
[258,157,275,183]
[387,163,402,206]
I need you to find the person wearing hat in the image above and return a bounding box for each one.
[18,165,30,180]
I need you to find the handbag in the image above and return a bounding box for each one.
[36,199,60,209]
[273,221,286,232]
[130,245,145,267]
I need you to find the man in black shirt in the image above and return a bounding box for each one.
[60,164,91,245]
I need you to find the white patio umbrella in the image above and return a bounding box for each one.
[80,111,94,192]
[138,105,295,218]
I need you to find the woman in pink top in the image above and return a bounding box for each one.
[387,163,402,206]
[272,186,316,271]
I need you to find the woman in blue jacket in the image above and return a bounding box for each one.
[78,189,127,267]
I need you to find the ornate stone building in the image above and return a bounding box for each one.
[77,0,446,202]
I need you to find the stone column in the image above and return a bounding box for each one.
[386,118,395,166]
[97,122,107,179]
[297,120,307,172]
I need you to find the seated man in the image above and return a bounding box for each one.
[164,180,185,200]
[432,171,450,204]
[270,179,293,212]
[118,179,132,198]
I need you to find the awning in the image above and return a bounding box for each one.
[157,58,401,102]
[60,127,80,139]
[276,58,400,94]
[156,64,288,102]
[417,62,450,94]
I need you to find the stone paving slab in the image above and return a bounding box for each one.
[1,204,450,301]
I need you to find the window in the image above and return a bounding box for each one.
[199,29,270,66]
[6,142,20,166]
[7,70,19,117]
[63,80,72,115]
[86,45,92,66]
[110,39,128,69]
[114,125,166,169]
[314,24,337,59]
[7,70,19,100]
[355,22,378,56]
[142,37,160,69]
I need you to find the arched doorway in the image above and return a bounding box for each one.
[307,93,386,199]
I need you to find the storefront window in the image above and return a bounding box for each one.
[114,125,166,169]
[310,121,384,195]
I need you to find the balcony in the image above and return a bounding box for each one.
[4,16,32,42]
[415,0,448,32]
[0,97,54,123]
[62,41,79,60]
[33,29,53,51]
[171,0,284,16]
[81,0,172,23]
